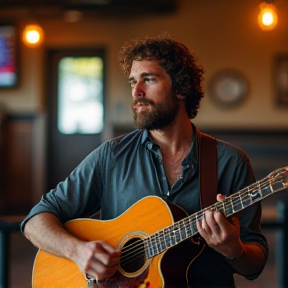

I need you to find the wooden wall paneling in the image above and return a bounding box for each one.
[4,116,34,214]
[31,113,47,205]
[0,113,8,213]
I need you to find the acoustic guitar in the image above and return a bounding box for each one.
[32,166,288,288]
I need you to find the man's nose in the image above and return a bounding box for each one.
[132,82,145,98]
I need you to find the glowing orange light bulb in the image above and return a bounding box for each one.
[258,2,278,31]
[22,24,44,48]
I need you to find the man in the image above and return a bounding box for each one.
[21,35,268,287]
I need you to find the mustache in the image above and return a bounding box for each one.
[132,99,154,106]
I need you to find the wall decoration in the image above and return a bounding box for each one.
[0,25,18,88]
[275,55,288,107]
[208,69,249,109]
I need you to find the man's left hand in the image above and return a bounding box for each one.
[196,194,245,259]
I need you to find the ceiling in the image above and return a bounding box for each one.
[0,0,178,18]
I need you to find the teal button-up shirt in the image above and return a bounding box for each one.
[21,124,268,287]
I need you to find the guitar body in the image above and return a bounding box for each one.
[32,196,204,288]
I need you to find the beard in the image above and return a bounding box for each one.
[132,93,179,130]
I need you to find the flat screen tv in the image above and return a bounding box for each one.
[0,25,17,88]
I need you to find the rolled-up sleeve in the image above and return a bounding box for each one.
[20,143,109,233]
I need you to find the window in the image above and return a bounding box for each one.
[58,56,104,134]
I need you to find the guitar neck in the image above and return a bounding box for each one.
[146,166,288,258]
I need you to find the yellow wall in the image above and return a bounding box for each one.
[0,0,288,129]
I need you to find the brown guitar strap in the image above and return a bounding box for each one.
[199,131,218,209]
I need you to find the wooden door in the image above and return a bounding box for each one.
[46,49,105,190]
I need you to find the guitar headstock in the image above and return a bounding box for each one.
[268,166,288,193]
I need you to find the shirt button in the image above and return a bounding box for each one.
[147,142,153,149]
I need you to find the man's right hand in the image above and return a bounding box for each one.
[24,213,121,282]
[74,241,121,281]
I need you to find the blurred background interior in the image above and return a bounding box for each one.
[0,0,288,287]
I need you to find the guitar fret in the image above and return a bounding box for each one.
[186,216,195,237]
[155,231,164,252]
[248,188,253,204]
[181,225,188,239]
[242,190,250,207]
[183,219,192,238]
[170,230,176,246]
[215,202,223,214]
[196,211,204,222]
[191,216,198,234]
[224,198,233,217]
[146,237,154,258]
[176,226,181,243]
[260,178,273,198]
[159,230,166,251]
[153,236,159,255]
[184,219,191,237]
[234,194,243,212]
[262,182,272,197]
[164,227,171,248]
[250,188,262,203]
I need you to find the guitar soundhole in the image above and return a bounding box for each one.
[120,237,145,273]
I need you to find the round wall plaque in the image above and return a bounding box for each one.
[208,69,249,108]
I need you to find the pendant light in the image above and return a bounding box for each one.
[22,22,44,48]
[258,1,278,31]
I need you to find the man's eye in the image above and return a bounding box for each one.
[145,78,155,83]
[129,81,136,88]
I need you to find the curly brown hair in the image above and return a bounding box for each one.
[118,35,204,119]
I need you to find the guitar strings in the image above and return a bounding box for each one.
[119,181,271,268]
[119,177,276,266]
[121,173,287,267]
[119,177,277,267]
[121,171,287,266]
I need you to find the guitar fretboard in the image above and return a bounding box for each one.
[145,166,288,258]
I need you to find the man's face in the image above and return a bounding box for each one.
[129,59,179,130]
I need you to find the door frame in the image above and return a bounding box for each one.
[45,47,106,191]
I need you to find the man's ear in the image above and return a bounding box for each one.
[176,94,185,100]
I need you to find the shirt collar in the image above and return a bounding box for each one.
[141,129,150,144]
[142,123,198,167]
